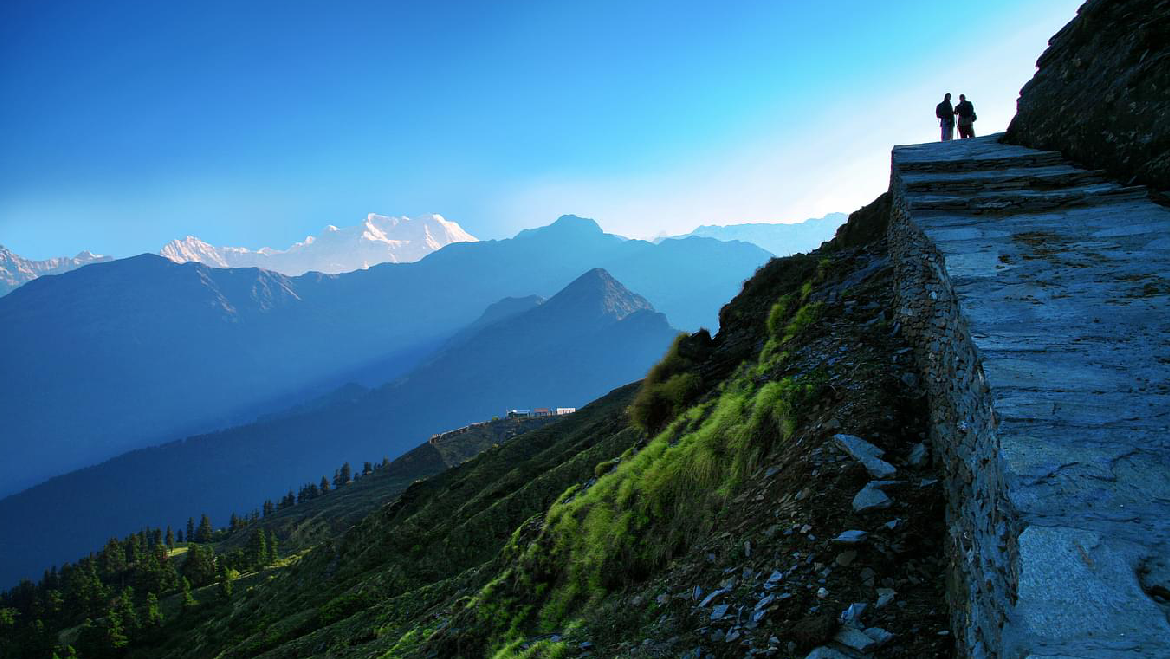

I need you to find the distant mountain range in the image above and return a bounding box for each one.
[0,244,112,296]
[667,212,847,256]
[0,215,770,497]
[0,267,679,588]
[160,213,477,275]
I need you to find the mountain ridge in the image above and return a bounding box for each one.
[669,212,848,257]
[0,244,113,296]
[159,213,477,275]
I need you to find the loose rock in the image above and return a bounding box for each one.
[853,484,892,512]
[832,530,868,544]
[834,626,877,652]
[833,434,897,478]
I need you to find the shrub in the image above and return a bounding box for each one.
[765,294,797,335]
[629,330,714,434]
[780,302,824,344]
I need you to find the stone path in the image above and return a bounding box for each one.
[891,134,1170,658]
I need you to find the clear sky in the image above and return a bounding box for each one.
[1,0,1084,260]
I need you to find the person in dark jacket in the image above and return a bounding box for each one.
[954,94,976,139]
[936,93,955,141]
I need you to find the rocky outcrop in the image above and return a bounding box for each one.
[1005,0,1170,195]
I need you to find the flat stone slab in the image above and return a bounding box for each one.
[1009,526,1170,657]
[893,134,1170,658]
[834,433,897,478]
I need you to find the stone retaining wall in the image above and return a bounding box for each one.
[886,168,1015,659]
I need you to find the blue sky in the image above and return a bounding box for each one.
[1,0,1083,259]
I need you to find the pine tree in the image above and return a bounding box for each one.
[320,476,331,493]
[115,586,138,634]
[218,565,233,601]
[99,538,127,578]
[125,533,142,564]
[335,462,352,487]
[165,526,175,549]
[133,546,164,595]
[362,461,373,476]
[94,588,136,655]
[267,531,279,563]
[246,529,268,568]
[186,517,195,543]
[229,513,240,532]
[176,528,184,544]
[381,456,390,469]
[180,577,197,613]
[263,500,275,517]
[68,558,109,617]
[145,592,163,627]
[196,514,213,543]
[182,544,217,586]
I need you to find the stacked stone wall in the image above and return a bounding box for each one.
[886,169,1017,659]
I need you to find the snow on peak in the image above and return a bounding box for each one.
[0,245,113,296]
[159,214,479,276]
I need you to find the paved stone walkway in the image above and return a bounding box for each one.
[892,134,1170,658]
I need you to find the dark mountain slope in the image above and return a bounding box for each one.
[0,269,678,588]
[0,216,768,497]
[214,414,563,559]
[0,256,309,495]
[443,294,545,349]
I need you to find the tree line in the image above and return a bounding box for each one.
[0,519,280,658]
[0,456,396,658]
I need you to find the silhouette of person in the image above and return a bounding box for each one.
[954,94,976,139]
[936,93,955,141]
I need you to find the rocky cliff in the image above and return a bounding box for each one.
[1005,0,1170,195]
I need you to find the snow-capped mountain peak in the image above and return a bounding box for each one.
[159,213,478,276]
[0,244,113,296]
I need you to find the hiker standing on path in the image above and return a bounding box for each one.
[936,93,955,141]
[954,94,977,139]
